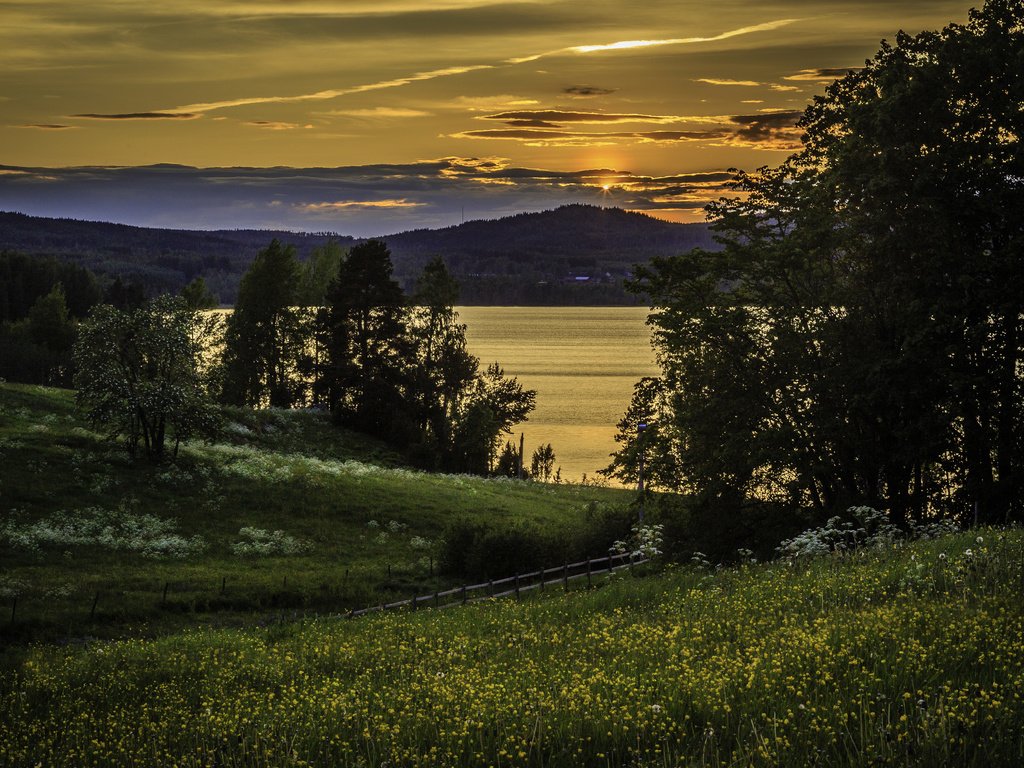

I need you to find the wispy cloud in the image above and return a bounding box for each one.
[172,65,492,114]
[506,19,801,63]
[694,78,761,86]
[563,85,616,98]
[322,107,432,118]
[451,110,803,150]
[95,20,800,120]
[784,67,861,82]
[245,121,314,130]
[18,123,74,130]
[479,110,721,126]
[72,111,199,120]
[301,199,427,211]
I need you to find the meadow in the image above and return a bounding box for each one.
[1,528,1021,767]
[0,383,631,644]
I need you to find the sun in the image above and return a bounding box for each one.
[602,184,611,191]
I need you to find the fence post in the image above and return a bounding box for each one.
[411,593,417,612]
[515,573,520,600]
[221,576,226,594]
[283,576,288,589]
[629,553,635,573]
[162,582,169,604]
[489,579,494,597]
[434,591,439,609]
[540,573,545,592]
[461,585,468,604]
[90,591,100,621]
[587,558,592,588]
[387,564,392,579]
[429,557,434,577]
[563,563,569,591]
[9,597,15,625]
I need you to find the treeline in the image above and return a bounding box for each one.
[606,0,1024,528]
[63,239,537,475]
[216,239,535,473]
[0,206,717,305]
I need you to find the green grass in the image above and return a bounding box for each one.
[1,529,1021,766]
[0,383,631,645]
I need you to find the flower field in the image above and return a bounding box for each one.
[2,529,1022,767]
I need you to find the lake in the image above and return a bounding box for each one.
[458,306,658,483]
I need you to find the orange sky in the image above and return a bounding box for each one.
[0,1,975,233]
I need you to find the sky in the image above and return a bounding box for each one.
[0,0,973,235]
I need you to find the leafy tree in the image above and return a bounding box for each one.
[530,443,556,482]
[407,256,479,462]
[296,241,346,307]
[179,276,219,310]
[613,0,1024,525]
[74,295,220,461]
[220,240,305,407]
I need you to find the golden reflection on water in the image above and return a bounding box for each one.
[458,306,657,484]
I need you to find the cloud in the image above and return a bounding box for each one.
[727,110,803,149]
[245,121,314,130]
[18,124,74,130]
[0,160,745,232]
[451,109,804,150]
[172,65,492,114]
[563,86,616,97]
[453,95,542,111]
[479,110,711,126]
[322,107,431,118]
[506,18,801,63]
[72,111,200,120]
[694,78,762,86]
[301,199,427,211]
[784,67,862,82]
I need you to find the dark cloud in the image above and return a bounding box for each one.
[481,110,679,124]
[503,119,564,128]
[728,110,803,148]
[72,112,199,120]
[563,85,616,97]
[0,160,739,234]
[18,123,73,130]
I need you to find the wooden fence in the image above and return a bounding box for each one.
[347,551,647,619]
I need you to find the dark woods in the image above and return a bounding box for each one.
[606,0,1024,528]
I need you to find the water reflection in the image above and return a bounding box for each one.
[458,306,657,483]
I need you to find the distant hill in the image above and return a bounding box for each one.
[0,205,718,305]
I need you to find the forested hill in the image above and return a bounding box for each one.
[0,205,717,305]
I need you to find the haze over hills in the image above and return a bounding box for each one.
[0,205,718,305]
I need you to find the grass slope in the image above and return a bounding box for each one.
[1,529,1021,767]
[0,383,630,644]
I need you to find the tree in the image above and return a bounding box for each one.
[179,276,219,310]
[220,240,305,407]
[323,240,413,440]
[612,0,1024,525]
[530,443,556,482]
[74,296,220,461]
[407,256,479,463]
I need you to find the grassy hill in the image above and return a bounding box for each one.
[1,527,1020,766]
[0,383,632,644]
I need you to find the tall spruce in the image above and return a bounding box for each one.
[220,239,304,407]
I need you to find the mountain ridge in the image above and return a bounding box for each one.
[0,205,718,305]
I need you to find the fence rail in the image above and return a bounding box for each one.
[347,551,647,619]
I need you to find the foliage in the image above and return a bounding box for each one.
[530,442,556,481]
[613,0,1024,526]
[220,239,307,408]
[0,501,207,559]
[230,527,311,556]
[74,295,221,461]
[178,276,218,310]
